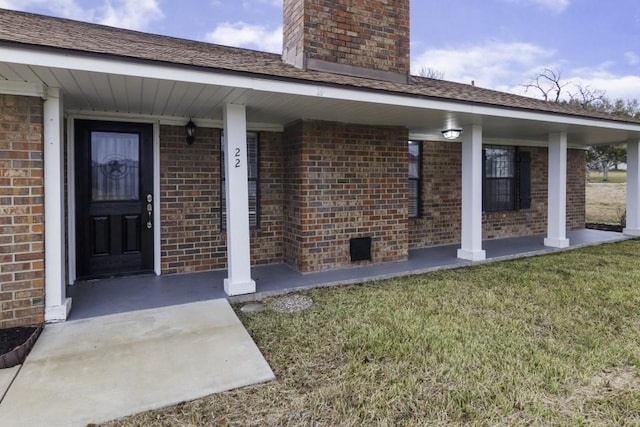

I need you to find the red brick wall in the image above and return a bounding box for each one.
[0,95,45,328]
[284,120,409,272]
[282,0,304,66]
[567,149,586,229]
[256,131,286,265]
[283,0,410,75]
[409,142,586,248]
[409,141,462,248]
[282,121,305,270]
[159,125,284,274]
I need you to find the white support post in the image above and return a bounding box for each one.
[223,103,256,296]
[44,88,72,322]
[624,139,640,236]
[457,125,486,261]
[544,132,570,248]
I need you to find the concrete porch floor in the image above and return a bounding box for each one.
[68,229,629,320]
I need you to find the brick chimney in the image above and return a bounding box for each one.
[282,0,410,84]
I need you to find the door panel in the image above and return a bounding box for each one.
[123,215,142,253]
[91,217,110,255]
[75,120,154,279]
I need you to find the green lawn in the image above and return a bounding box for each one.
[589,169,627,183]
[108,241,640,426]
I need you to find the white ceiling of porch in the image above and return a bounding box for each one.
[1,61,637,146]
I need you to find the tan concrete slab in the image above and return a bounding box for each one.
[0,365,20,402]
[0,299,274,427]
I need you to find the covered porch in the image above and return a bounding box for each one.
[2,35,640,324]
[67,228,629,320]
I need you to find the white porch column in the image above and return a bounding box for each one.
[624,139,640,236]
[223,103,256,296]
[457,125,486,261]
[544,132,570,248]
[44,88,71,322]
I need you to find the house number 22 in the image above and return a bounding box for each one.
[234,147,241,168]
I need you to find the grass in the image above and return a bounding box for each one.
[588,170,627,184]
[586,182,626,224]
[586,170,626,224]
[106,240,640,426]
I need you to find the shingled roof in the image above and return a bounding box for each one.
[1,8,638,125]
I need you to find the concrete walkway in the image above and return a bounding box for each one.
[0,365,19,401]
[0,299,275,427]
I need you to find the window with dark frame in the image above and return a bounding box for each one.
[483,145,516,212]
[221,132,259,229]
[483,145,531,212]
[408,141,421,218]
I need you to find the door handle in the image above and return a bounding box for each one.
[146,194,153,229]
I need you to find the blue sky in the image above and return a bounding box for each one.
[1,0,639,100]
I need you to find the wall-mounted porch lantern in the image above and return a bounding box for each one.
[185,119,197,145]
[441,128,462,140]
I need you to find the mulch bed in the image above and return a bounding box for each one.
[0,327,37,355]
[586,223,623,232]
[0,326,41,369]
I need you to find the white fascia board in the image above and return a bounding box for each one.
[0,79,46,98]
[3,45,640,133]
[66,110,284,132]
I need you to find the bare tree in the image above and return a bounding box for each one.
[521,69,640,182]
[418,66,444,80]
[568,83,607,110]
[521,68,569,102]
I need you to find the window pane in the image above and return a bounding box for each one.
[409,179,419,218]
[487,178,514,211]
[91,132,139,201]
[408,141,420,179]
[221,184,226,230]
[485,146,515,178]
[484,145,516,211]
[247,133,258,179]
[248,180,257,226]
[408,141,421,218]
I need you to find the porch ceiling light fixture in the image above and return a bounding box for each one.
[441,128,462,140]
[185,119,197,145]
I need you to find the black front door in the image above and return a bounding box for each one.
[75,120,154,279]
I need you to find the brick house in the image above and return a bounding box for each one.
[1,1,639,327]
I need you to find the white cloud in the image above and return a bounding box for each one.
[237,0,282,11]
[205,22,282,53]
[625,51,640,66]
[412,41,557,90]
[504,0,571,13]
[553,62,640,100]
[0,0,164,31]
[565,69,640,101]
[98,0,163,31]
[413,41,640,101]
